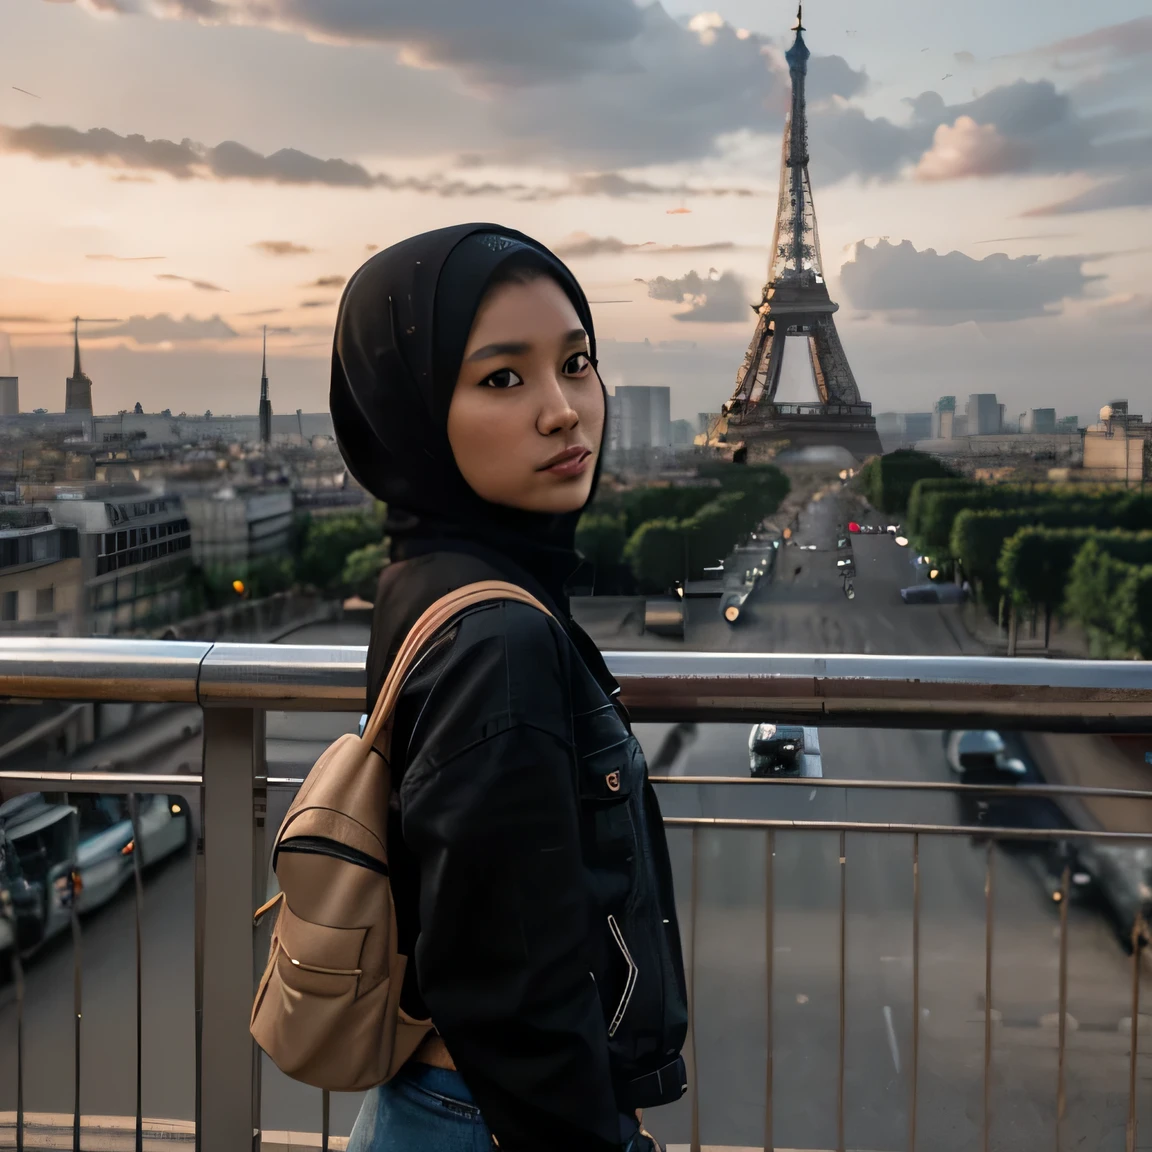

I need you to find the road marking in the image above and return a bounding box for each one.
[883,1004,901,1073]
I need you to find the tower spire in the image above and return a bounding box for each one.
[258,325,273,445]
[72,316,82,378]
[713,7,881,460]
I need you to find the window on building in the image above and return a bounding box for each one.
[36,586,54,616]
[1,591,17,621]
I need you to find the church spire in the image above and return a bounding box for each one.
[72,316,82,379]
[258,325,273,444]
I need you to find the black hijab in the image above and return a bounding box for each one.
[331,223,620,698]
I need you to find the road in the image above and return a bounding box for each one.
[3,492,1151,1150]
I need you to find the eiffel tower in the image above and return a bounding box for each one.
[717,5,881,460]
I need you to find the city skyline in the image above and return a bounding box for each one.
[1,0,1148,421]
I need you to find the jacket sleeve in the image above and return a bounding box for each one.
[398,603,636,1152]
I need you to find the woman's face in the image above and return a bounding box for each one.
[447,275,604,514]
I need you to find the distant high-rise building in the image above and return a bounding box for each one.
[1024,408,1056,434]
[0,377,18,416]
[64,318,94,413]
[671,419,694,447]
[931,396,956,439]
[967,393,1001,436]
[614,386,671,449]
[258,326,273,445]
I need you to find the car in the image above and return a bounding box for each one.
[900,584,966,605]
[0,824,48,969]
[944,730,1151,949]
[748,723,823,777]
[0,791,191,948]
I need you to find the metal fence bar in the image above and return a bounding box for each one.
[5,640,1152,729]
[651,776,1152,804]
[764,829,774,1152]
[689,827,701,1152]
[909,833,920,1152]
[837,829,847,1152]
[0,770,201,793]
[65,807,81,1152]
[198,708,265,1152]
[661,817,1152,843]
[1127,922,1144,1152]
[983,844,995,1152]
[1057,865,1070,1152]
[127,794,145,1152]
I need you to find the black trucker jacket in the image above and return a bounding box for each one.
[367,552,688,1152]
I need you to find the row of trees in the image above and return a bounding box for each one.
[1000,529,1152,656]
[187,503,390,614]
[184,464,791,613]
[577,463,790,593]
[862,453,1152,655]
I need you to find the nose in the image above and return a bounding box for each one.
[536,371,579,436]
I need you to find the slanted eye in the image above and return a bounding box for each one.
[481,368,523,389]
[563,352,592,376]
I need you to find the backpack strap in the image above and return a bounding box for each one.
[360,579,553,753]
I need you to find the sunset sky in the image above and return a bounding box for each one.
[1,0,1149,423]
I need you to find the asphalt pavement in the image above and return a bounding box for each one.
[3,491,1151,1150]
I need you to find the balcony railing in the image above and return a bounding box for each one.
[2,639,1152,1152]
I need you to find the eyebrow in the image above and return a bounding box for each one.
[466,328,589,362]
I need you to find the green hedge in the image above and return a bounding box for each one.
[858,450,957,518]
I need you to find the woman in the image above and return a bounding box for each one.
[331,224,686,1152]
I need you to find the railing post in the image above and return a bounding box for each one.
[199,708,266,1152]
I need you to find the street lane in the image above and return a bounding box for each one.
[3,490,1151,1149]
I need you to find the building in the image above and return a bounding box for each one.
[671,419,695,447]
[64,319,94,414]
[181,487,294,573]
[1081,402,1151,484]
[0,377,18,416]
[19,483,194,635]
[1023,409,1057,434]
[613,386,672,450]
[0,508,82,635]
[966,394,1002,437]
[931,396,957,439]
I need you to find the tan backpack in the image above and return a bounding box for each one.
[250,579,551,1091]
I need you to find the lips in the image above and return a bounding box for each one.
[538,445,590,471]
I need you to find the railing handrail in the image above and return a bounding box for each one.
[0,637,1151,729]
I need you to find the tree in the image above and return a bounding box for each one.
[342,541,390,599]
[859,450,958,518]
[624,519,684,593]
[297,505,388,594]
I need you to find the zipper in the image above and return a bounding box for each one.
[276,835,388,876]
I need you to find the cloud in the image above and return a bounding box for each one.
[90,313,238,343]
[914,116,1018,180]
[954,51,976,65]
[1034,17,1152,63]
[237,307,284,316]
[552,232,739,258]
[1026,169,1152,215]
[1089,293,1152,325]
[302,274,347,289]
[0,120,758,199]
[299,299,335,309]
[156,272,227,291]
[973,233,1072,244]
[839,238,1104,324]
[646,268,750,322]
[252,240,313,257]
[86,252,166,261]
[48,1,867,168]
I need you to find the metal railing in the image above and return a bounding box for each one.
[1,639,1152,1152]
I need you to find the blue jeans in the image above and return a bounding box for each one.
[347,1063,494,1152]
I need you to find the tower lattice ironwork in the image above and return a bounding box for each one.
[721,5,874,447]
